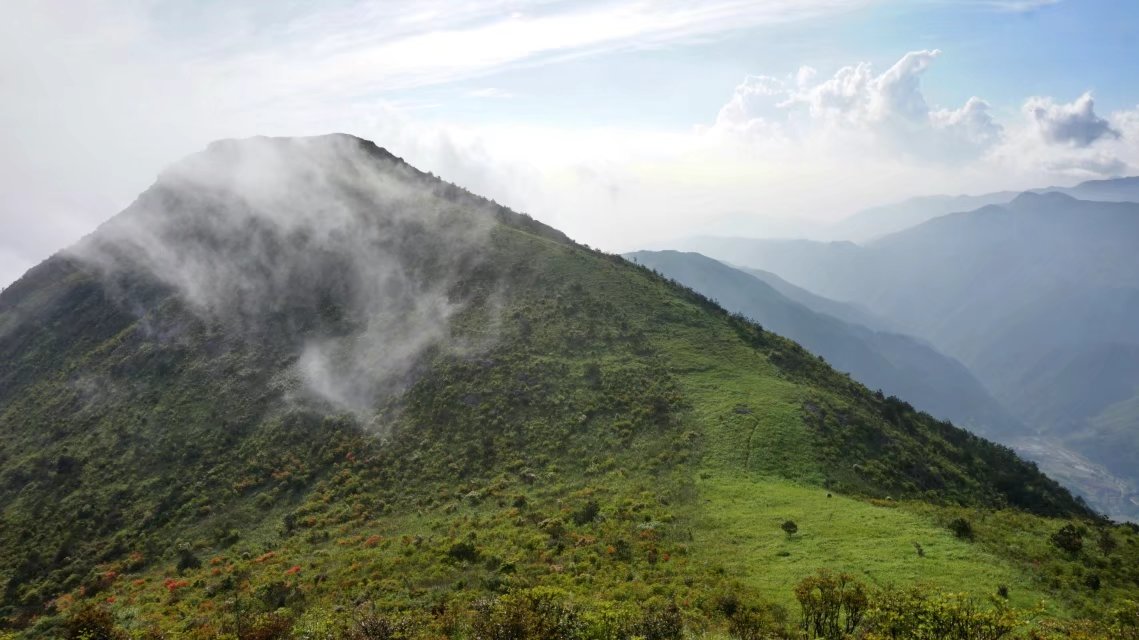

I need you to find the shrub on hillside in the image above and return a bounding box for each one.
[861,589,1019,640]
[470,587,583,640]
[176,545,202,573]
[447,541,481,563]
[240,612,294,640]
[1097,529,1119,556]
[349,609,424,640]
[64,606,126,640]
[635,600,684,640]
[1051,524,1085,556]
[572,500,601,526]
[722,599,787,640]
[793,570,868,639]
[948,517,974,541]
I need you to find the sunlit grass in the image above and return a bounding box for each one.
[689,474,1063,613]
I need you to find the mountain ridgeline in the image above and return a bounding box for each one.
[0,135,1132,638]
[823,176,1139,242]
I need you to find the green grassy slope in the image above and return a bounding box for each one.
[693,477,1046,612]
[0,136,1134,638]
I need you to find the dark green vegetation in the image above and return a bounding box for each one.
[1,135,1136,638]
[679,192,1139,521]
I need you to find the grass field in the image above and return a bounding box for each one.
[690,474,1060,613]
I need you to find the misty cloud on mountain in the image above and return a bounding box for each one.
[71,134,500,416]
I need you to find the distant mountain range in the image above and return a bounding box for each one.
[674,184,1139,521]
[825,175,1139,242]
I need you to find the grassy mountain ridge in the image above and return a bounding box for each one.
[2,135,1133,638]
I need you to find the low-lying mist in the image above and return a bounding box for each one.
[72,134,501,417]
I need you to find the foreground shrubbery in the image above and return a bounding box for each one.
[51,572,1139,640]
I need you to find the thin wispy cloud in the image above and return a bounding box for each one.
[938,0,1061,11]
[468,88,518,99]
[981,0,1061,12]
[167,0,876,106]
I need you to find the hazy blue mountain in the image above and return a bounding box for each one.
[734,265,896,332]
[1050,175,1139,202]
[821,175,1139,242]
[674,236,864,297]
[625,250,1025,440]
[673,194,1139,520]
[825,192,1019,242]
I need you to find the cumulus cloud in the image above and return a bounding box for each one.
[713,50,1003,162]
[865,49,940,122]
[931,97,1001,144]
[713,75,789,136]
[980,94,1137,180]
[1025,92,1121,147]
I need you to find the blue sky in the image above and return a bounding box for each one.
[2,0,1138,288]
[383,0,1138,127]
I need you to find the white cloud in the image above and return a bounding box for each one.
[865,49,940,122]
[712,49,1003,162]
[930,97,1003,152]
[468,88,516,99]
[982,94,1135,180]
[1024,92,1121,147]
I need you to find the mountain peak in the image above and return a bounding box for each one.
[158,134,404,187]
[1010,190,1079,208]
[1074,175,1139,189]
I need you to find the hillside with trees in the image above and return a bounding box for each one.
[0,136,1135,638]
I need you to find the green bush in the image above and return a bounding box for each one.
[241,612,295,640]
[572,500,601,526]
[447,541,481,563]
[861,589,1019,640]
[635,600,684,640]
[349,609,424,640]
[1051,524,1085,556]
[793,570,868,640]
[725,602,786,640]
[948,517,974,541]
[470,587,583,640]
[64,605,126,640]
